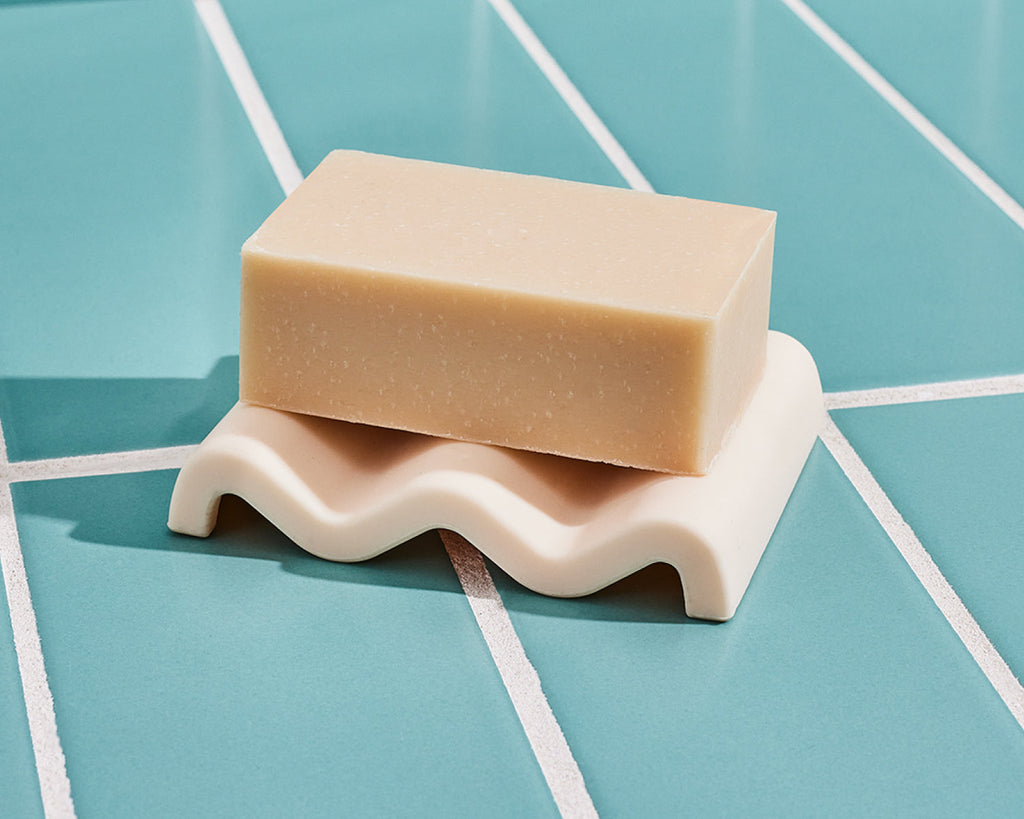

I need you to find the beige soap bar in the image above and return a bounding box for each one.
[240,150,776,474]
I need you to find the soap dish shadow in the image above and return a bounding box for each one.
[482,555,706,626]
[195,493,468,597]
[216,493,701,625]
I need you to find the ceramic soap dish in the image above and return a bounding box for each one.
[168,331,822,621]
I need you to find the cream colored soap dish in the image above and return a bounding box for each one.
[168,331,823,621]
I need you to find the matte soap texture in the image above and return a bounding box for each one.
[240,151,776,474]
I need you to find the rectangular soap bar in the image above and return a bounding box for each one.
[240,150,776,475]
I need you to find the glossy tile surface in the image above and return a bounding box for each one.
[220,0,623,184]
[11,472,557,818]
[490,447,1024,814]
[514,0,1024,391]
[2,0,1023,814]
[808,0,1024,204]
[834,394,1024,678]
[0,0,282,460]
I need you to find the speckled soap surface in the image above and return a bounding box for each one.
[240,149,776,474]
[2,1,1023,816]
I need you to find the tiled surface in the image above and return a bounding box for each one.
[514,0,1024,392]
[491,446,1024,814]
[807,0,1024,203]
[0,0,282,460]
[833,394,1024,679]
[12,472,557,818]
[1,0,1022,816]
[219,0,623,183]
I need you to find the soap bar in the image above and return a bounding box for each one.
[240,150,776,474]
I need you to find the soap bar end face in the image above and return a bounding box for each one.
[700,218,775,472]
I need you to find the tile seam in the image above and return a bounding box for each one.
[442,532,598,819]
[780,0,1024,233]
[193,0,303,195]
[5,447,195,484]
[820,416,1024,729]
[0,415,76,818]
[825,373,1024,410]
[486,0,653,193]
[196,3,595,815]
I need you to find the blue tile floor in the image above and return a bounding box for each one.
[1,0,1022,815]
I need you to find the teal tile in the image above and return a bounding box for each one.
[513,0,1024,391]
[807,0,1024,205]
[0,551,43,818]
[489,445,1024,815]
[833,393,1024,680]
[1,362,238,468]
[219,0,623,184]
[12,470,558,818]
[0,1,282,461]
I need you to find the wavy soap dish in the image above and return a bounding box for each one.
[168,331,823,621]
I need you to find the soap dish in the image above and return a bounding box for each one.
[168,331,823,621]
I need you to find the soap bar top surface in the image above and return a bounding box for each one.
[244,150,775,318]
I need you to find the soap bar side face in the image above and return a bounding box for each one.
[240,250,713,473]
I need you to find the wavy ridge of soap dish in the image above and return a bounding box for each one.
[168,331,823,621]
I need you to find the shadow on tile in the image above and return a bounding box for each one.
[0,357,239,461]
[486,558,704,627]
[12,469,462,595]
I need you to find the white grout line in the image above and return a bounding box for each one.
[194,0,304,195]
[486,0,653,193]
[198,4,598,813]
[0,417,76,818]
[441,531,598,819]
[820,416,1024,729]
[826,373,1024,410]
[4,446,195,485]
[780,0,1024,233]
